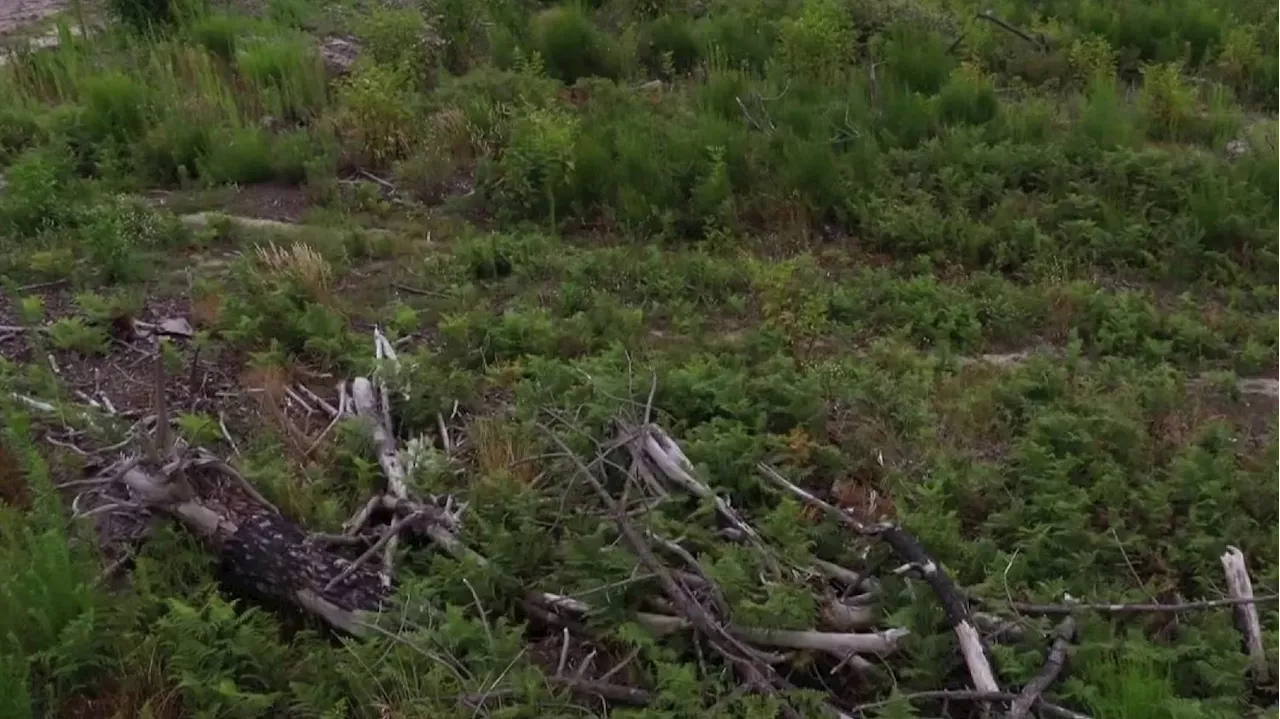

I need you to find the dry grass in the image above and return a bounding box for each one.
[242,363,312,459]
[468,417,540,485]
[253,242,333,300]
[189,289,223,328]
[426,106,473,158]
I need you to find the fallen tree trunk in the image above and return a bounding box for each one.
[121,460,388,636]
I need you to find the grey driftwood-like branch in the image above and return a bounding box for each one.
[36,364,1205,716]
[1002,594,1280,616]
[850,689,1093,719]
[1007,616,1076,719]
[1220,546,1270,684]
[545,426,859,719]
[758,463,1001,695]
[51,337,475,640]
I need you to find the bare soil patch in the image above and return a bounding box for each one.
[148,182,316,223]
[0,0,65,35]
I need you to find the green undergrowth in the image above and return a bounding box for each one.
[0,0,1276,715]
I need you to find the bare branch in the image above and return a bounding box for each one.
[759,463,999,693]
[1006,594,1280,616]
[851,690,1092,719]
[324,510,422,593]
[1221,547,1270,684]
[436,412,452,454]
[351,377,407,499]
[638,425,781,575]
[218,412,239,455]
[1008,616,1075,719]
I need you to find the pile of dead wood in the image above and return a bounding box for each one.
[18,330,1275,718]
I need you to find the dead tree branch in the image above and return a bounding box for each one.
[547,428,850,719]
[850,690,1093,719]
[758,463,1000,694]
[1005,594,1280,616]
[1221,547,1270,684]
[1007,616,1075,719]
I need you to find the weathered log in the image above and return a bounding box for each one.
[122,460,388,636]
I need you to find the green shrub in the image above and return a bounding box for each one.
[0,106,46,164]
[492,107,580,225]
[393,146,460,204]
[695,13,775,72]
[357,7,433,69]
[190,13,243,60]
[48,318,110,355]
[529,5,621,84]
[333,61,419,166]
[80,72,151,145]
[879,23,955,95]
[937,63,999,126]
[236,35,326,121]
[265,0,309,28]
[272,128,330,185]
[875,84,938,148]
[197,126,274,185]
[139,112,210,186]
[1073,73,1141,149]
[775,0,852,82]
[638,16,701,78]
[1138,62,1196,140]
[0,146,78,238]
[432,0,489,73]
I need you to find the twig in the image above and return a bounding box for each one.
[646,531,731,617]
[305,383,348,458]
[1007,616,1076,719]
[598,646,641,682]
[437,412,452,454]
[324,510,421,593]
[642,373,657,426]
[758,463,999,694]
[464,678,653,708]
[1006,594,1280,616]
[73,390,104,411]
[638,425,780,575]
[218,412,239,456]
[977,10,1045,50]
[283,385,315,415]
[74,501,141,519]
[850,690,1092,719]
[308,532,370,547]
[343,495,384,536]
[45,435,91,456]
[463,577,494,646]
[351,377,408,499]
[10,393,56,413]
[393,283,448,298]
[359,168,397,190]
[1221,547,1269,684]
[297,384,339,417]
[545,427,848,719]
[556,627,571,677]
[97,549,135,584]
[16,278,69,292]
[153,353,170,460]
[190,452,280,514]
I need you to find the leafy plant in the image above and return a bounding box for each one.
[47,318,109,355]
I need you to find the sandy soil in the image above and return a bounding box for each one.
[0,0,66,34]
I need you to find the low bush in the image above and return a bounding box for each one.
[529,5,623,84]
